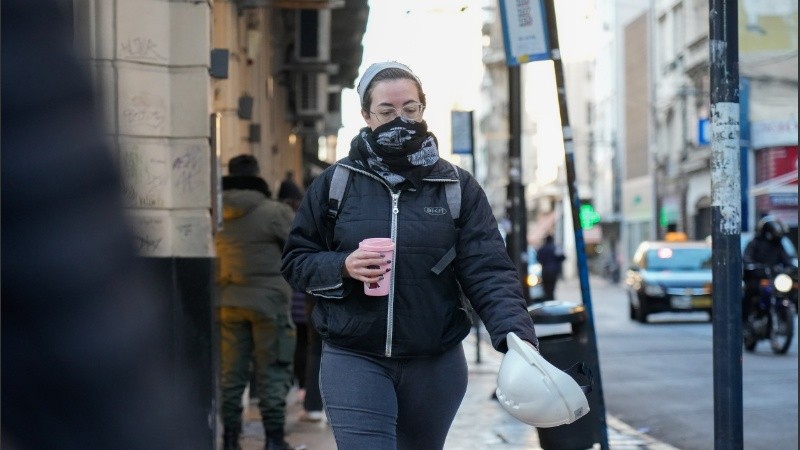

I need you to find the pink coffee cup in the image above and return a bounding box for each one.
[358,238,395,296]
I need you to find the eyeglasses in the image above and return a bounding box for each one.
[369,102,426,124]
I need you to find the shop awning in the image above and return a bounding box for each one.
[749,171,798,197]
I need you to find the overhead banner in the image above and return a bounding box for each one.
[498,0,550,66]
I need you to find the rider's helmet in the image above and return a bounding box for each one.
[757,216,786,243]
[495,332,590,428]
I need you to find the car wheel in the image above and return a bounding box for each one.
[635,297,649,323]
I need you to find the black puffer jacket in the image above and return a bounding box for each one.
[281,157,537,358]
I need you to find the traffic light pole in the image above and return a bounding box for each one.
[708,1,743,448]
[543,1,609,448]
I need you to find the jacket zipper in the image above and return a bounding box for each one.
[337,164,400,357]
[385,191,401,356]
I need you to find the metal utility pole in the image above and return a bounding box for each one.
[647,0,661,240]
[507,65,528,295]
[709,1,743,449]
[680,85,689,234]
[543,1,609,448]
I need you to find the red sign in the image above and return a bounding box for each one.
[755,146,798,184]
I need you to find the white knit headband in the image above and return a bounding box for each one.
[356,61,422,105]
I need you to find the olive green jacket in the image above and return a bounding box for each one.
[215,188,295,316]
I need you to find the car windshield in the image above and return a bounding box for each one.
[645,248,711,271]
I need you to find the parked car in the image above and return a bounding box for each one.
[527,246,544,303]
[625,240,713,323]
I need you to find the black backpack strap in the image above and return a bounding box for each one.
[327,165,351,221]
[430,161,477,323]
[444,161,461,222]
[431,161,464,274]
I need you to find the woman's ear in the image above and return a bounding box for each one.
[361,109,371,124]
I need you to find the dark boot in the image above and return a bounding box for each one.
[223,424,242,450]
[265,430,305,450]
[266,438,305,450]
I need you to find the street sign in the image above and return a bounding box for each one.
[498,0,550,66]
[451,110,474,155]
[698,118,710,146]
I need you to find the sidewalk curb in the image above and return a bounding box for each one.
[605,415,681,450]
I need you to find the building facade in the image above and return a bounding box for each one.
[72,0,368,445]
[647,0,797,249]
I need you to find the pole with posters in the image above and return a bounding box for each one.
[497,0,550,288]
[498,1,608,448]
[708,1,743,448]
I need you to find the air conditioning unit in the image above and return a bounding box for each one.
[294,9,331,62]
[324,89,342,134]
[294,71,329,118]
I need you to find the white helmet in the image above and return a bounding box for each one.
[495,332,591,428]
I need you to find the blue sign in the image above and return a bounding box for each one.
[451,111,474,155]
[698,118,710,146]
[739,77,751,231]
[498,0,550,66]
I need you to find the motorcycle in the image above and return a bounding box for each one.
[742,264,798,354]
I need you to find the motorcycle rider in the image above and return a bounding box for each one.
[742,216,793,320]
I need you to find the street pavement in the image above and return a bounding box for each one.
[234,275,681,450]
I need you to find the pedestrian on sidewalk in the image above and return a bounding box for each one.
[538,234,566,300]
[216,155,301,450]
[278,179,325,423]
[281,61,539,450]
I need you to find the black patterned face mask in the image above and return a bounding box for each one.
[349,116,440,187]
[372,116,429,151]
[367,116,439,169]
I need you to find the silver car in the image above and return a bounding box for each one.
[625,240,713,323]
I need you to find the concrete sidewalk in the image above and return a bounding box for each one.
[236,279,680,449]
[238,347,680,449]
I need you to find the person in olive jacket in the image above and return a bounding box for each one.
[281,61,539,450]
[215,155,300,450]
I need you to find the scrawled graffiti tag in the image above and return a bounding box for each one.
[133,233,163,253]
[172,146,202,194]
[122,91,167,131]
[119,37,167,62]
[120,148,169,207]
[129,214,169,256]
[176,222,193,238]
[172,215,212,257]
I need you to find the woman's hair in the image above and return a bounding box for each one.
[360,68,426,112]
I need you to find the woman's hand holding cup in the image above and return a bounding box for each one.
[344,238,395,296]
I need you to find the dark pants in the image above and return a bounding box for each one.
[293,322,309,388]
[219,307,295,437]
[303,296,324,412]
[320,342,468,450]
[542,272,559,300]
[742,282,761,321]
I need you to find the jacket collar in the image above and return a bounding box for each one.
[338,157,458,184]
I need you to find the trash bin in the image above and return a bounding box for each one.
[528,300,601,450]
